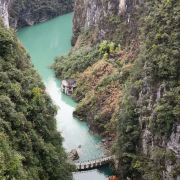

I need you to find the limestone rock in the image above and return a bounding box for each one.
[0,0,10,27]
[68,149,79,161]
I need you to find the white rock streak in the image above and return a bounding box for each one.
[0,0,10,28]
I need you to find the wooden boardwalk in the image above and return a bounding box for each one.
[75,156,114,171]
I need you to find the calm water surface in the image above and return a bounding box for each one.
[17,13,111,179]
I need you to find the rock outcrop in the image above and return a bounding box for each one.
[0,0,10,27]
[68,149,79,161]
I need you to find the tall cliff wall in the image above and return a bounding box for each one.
[72,0,143,46]
[0,0,10,27]
[70,0,180,179]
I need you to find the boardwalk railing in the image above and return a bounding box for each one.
[75,156,114,171]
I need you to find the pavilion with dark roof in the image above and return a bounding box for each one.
[61,79,76,95]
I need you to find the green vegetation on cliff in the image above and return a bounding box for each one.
[0,21,73,179]
[52,40,135,137]
[116,0,180,179]
[53,0,180,179]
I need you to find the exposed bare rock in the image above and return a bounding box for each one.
[142,129,153,155]
[167,125,180,156]
[68,149,79,161]
[0,0,10,27]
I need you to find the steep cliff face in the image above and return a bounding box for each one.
[115,1,180,179]
[0,0,10,27]
[72,0,118,43]
[72,0,142,46]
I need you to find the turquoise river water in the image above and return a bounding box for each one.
[17,13,112,179]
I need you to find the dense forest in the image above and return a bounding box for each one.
[0,20,73,179]
[9,0,74,28]
[53,0,180,179]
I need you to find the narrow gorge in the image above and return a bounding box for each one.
[0,0,180,180]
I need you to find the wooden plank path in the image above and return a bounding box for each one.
[75,156,114,171]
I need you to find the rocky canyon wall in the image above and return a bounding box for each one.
[72,0,180,179]
[72,0,143,45]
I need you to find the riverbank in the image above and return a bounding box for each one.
[52,45,121,139]
[17,13,112,179]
